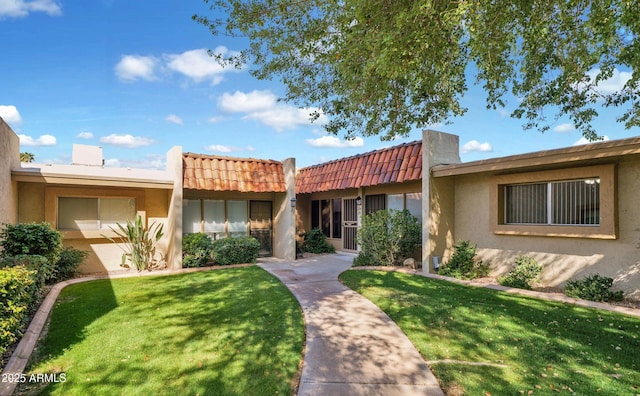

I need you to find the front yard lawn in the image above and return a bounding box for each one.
[340,270,640,395]
[22,267,304,396]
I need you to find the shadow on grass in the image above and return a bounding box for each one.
[29,267,304,396]
[340,270,640,395]
[36,279,118,362]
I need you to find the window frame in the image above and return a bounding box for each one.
[490,164,617,239]
[45,187,144,239]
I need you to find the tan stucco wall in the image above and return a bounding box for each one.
[272,158,296,260]
[17,183,172,274]
[450,157,640,299]
[0,118,20,227]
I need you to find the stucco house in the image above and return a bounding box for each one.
[1,117,639,299]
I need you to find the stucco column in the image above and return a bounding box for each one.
[165,146,183,270]
[274,157,296,260]
[422,130,461,273]
[0,118,20,226]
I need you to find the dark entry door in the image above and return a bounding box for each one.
[343,198,358,251]
[250,201,272,257]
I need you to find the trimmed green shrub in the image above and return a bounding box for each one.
[498,256,542,290]
[564,274,624,302]
[357,209,421,266]
[182,233,214,268]
[52,247,88,282]
[212,236,260,265]
[352,251,375,267]
[0,266,38,358]
[0,222,62,282]
[0,254,51,292]
[301,228,335,254]
[438,240,489,279]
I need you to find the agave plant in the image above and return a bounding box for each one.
[104,215,165,271]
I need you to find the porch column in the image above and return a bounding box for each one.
[166,146,183,270]
[422,130,460,273]
[274,157,296,260]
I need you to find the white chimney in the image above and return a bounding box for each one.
[72,144,104,167]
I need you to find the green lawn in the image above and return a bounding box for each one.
[23,267,304,396]
[340,270,640,395]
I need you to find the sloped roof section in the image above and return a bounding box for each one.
[296,140,422,194]
[183,153,287,193]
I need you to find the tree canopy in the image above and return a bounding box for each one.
[20,152,34,163]
[194,0,639,141]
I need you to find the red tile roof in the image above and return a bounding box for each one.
[296,140,422,194]
[183,153,287,193]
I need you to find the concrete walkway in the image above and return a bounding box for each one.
[260,254,444,396]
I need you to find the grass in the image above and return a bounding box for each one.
[22,267,304,396]
[339,270,640,395]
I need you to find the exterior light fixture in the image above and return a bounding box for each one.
[356,196,362,206]
[290,197,297,208]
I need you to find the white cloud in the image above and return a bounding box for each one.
[19,134,56,146]
[165,47,238,85]
[306,135,365,148]
[165,114,184,125]
[0,0,62,18]
[587,68,632,95]
[115,55,158,82]
[0,105,22,124]
[573,135,610,146]
[461,140,493,154]
[104,154,165,170]
[77,131,94,139]
[553,123,575,133]
[219,90,326,131]
[99,134,154,148]
[204,144,254,153]
[219,90,277,113]
[205,144,233,153]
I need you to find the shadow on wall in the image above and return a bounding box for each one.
[479,247,640,299]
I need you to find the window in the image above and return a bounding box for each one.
[387,193,422,222]
[228,200,248,237]
[183,199,248,238]
[58,197,135,231]
[203,200,225,239]
[321,200,331,237]
[332,198,342,239]
[365,194,385,214]
[492,164,616,239]
[310,199,339,238]
[505,179,600,226]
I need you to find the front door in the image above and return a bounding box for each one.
[250,201,272,257]
[343,198,358,251]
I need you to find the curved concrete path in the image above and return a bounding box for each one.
[260,253,444,396]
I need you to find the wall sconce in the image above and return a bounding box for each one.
[356,196,362,206]
[290,197,297,208]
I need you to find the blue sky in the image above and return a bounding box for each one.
[0,1,637,170]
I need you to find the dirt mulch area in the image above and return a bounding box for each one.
[471,276,640,310]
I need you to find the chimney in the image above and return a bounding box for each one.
[72,144,104,167]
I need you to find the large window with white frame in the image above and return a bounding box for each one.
[505,179,600,226]
[58,197,136,231]
[183,199,248,238]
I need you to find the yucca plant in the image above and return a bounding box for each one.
[104,215,164,271]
